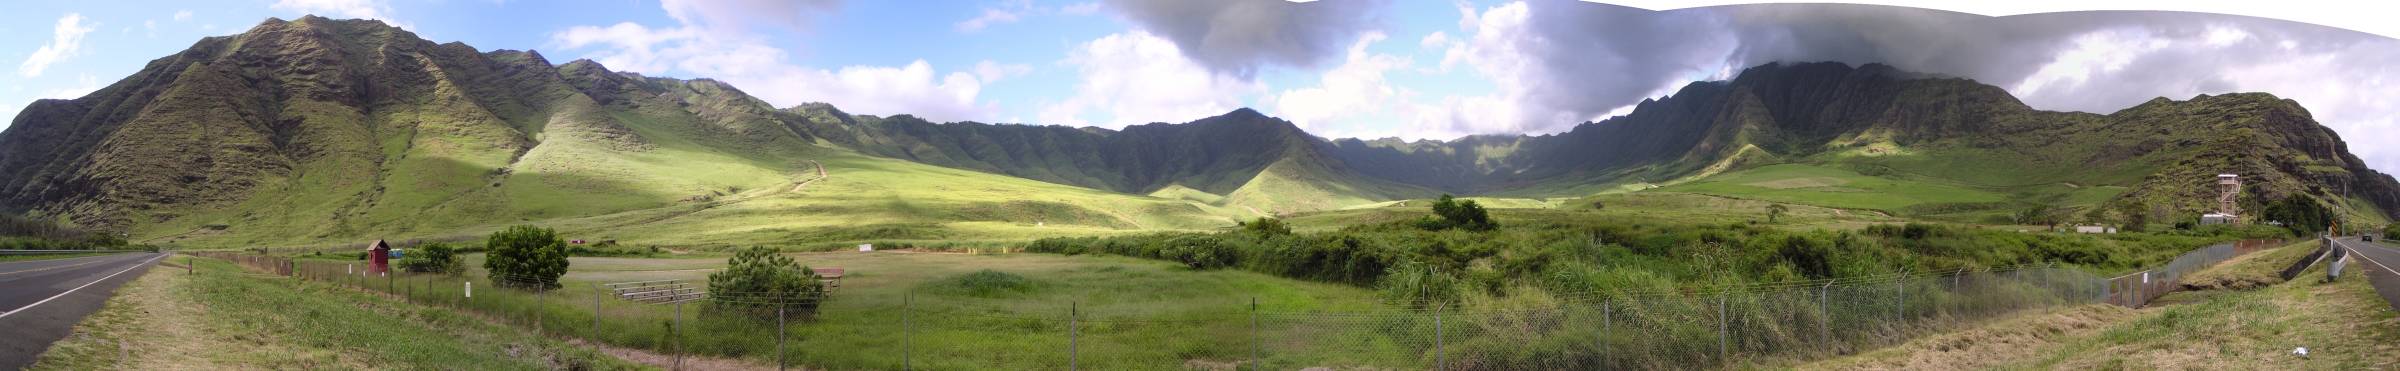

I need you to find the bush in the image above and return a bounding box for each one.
[484,226,569,290]
[927,269,1039,298]
[1422,194,1496,231]
[706,246,825,316]
[1239,217,1292,236]
[1161,234,1236,269]
[398,242,464,275]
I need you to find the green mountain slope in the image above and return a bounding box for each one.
[1328,62,2400,223]
[0,17,1249,247]
[2,18,2391,246]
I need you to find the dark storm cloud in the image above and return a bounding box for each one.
[1482,1,2394,119]
[1446,1,2400,172]
[1103,0,1390,79]
[1506,1,1739,125]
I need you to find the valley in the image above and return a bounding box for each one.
[3,10,2398,371]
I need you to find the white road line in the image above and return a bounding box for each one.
[2336,238,2397,274]
[0,253,165,319]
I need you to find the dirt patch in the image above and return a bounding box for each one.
[570,339,782,371]
[1800,305,2138,371]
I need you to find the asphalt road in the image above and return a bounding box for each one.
[2331,237,2400,312]
[0,252,165,369]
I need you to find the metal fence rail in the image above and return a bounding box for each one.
[181,240,2269,370]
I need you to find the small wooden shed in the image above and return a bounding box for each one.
[367,239,392,275]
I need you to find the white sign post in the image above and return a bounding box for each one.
[465,281,473,298]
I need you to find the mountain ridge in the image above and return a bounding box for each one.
[2,16,2392,244]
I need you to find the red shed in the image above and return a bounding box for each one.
[367,239,392,275]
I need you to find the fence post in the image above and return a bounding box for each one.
[778,304,788,371]
[1434,305,1445,371]
[1819,281,1833,346]
[1069,301,1079,371]
[594,284,603,336]
[1718,294,1728,363]
[1600,300,1611,363]
[1249,297,1259,370]
[674,301,684,371]
[904,291,914,371]
[1893,273,1905,325]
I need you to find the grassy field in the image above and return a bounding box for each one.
[298,250,1403,370]
[1293,191,1898,233]
[32,256,642,370]
[1656,163,2007,213]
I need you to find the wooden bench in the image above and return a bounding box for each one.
[813,268,844,292]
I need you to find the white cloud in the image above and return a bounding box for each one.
[270,0,409,30]
[38,74,101,99]
[173,10,193,21]
[550,22,698,73]
[972,60,1032,82]
[1418,31,1450,49]
[1060,2,1103,15]
[955,0,1029,33]
[1271,32,1411,137]
[1039,31,1263,127]
[549,1,1010,123]
[19,13,97,78]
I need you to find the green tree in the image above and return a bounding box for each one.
[1239,217,1292,236]
[2261,195,2332,235]
[707,246,826,316]
[398,242,464,275]
[484,226,569,290]
[1765,204,1790,224]
[1423,194,1496,231]
[2013,204,2056,226]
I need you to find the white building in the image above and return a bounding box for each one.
[2200,213,2237,225]
[2074,225,2117,234]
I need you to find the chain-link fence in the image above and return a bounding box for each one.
[187,241,2267,370]
[2099,239,2280,307]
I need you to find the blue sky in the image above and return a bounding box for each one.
[3,0,2398,173]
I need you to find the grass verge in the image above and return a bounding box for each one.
[1798,246,2400,370]
[30,255,645,370]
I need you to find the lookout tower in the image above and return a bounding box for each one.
[2202,174,2241,225]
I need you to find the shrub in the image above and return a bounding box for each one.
[706,246,825,316]
[927,269,1039,298]
[1239,217,1292,236]
[1162,234,1236,269]
[398,242,464,275]
[1422,194,1496,231]
[484,226,569,290]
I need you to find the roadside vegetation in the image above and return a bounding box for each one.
[0,213,149,251]
[1802,241,2399,370]
[31,256,640,370]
